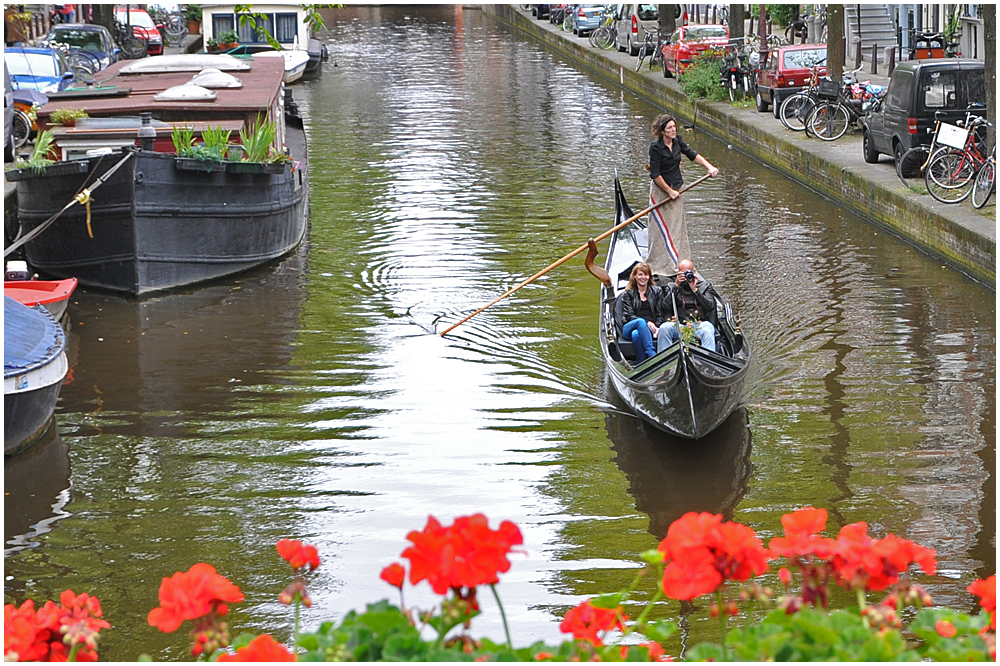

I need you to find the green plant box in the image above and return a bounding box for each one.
[174,157,224,173]
[226,162,286,175]
[5,160,89,181]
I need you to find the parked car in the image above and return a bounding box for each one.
[861,59,986,164]
[46,23,120,70]
[754,43,827,116]
[115,8,163,56]
[4,63,14,162]
[615,3,658,56]
[661,24,729,77]
[572,5,603,35]
[532,5,551,20]
[4,47,75,94]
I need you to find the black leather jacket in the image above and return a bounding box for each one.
[620,285,666,326]
[660,280,718,327]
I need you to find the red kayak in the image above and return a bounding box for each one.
[4,278,78,321]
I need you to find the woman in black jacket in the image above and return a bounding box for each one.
[619,262,663,362]
[646,114,719,276]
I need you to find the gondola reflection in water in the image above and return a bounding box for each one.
[595,179,751,439]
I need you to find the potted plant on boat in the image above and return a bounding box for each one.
[49,108,88,127]
[216,29,238,50]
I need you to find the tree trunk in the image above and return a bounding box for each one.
[757,5,767,60]
[827,4,844,81]
[985,5,995,149]
[92,4,115,35]
[658,5,676,40]
[728,4,744,39]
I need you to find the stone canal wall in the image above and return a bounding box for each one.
[483,5,995,287]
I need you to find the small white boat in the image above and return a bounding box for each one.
[251,49,310,83]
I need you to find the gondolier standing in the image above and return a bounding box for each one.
[646,114,719,276]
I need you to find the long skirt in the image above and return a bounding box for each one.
[645,180,689,277]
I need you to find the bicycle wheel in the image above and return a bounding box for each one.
[970,159,995,209]
[779,93,815,131]
[808,102,849,141]
[896,146,930,190]
[66,50,101,78]
[925,148,976,203]
[12,109,30,149]
[727,73,736,102]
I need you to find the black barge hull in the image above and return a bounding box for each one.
[15,128,308,297]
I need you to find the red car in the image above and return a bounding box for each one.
[754,44,827,117]
[660,24,729,78]
[115,9,163,56]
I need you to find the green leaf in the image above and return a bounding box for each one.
[639,620,677,643]
[590,593,624,609]
[685,642,726,661]
[639,549,665,565]
[229,633,257,650]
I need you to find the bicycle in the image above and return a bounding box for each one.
[971,146,995,209]
[778,62,826,131]
[895,107,984,190]
[161,11,188,47]
[635,31,661,72]
[925,115,992,203]
[804,67,879,141]
[114,19,149,59]
[589,7,617,49]
[719,39,754,103]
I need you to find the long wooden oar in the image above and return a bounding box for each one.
[439,172,714,337]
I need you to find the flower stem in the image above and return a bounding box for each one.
[634,587,664,629]
[293,597,301,653]
[490,584,513,651]
[856,588,870,629]
[716,589,728,661]
[67,643,80,662]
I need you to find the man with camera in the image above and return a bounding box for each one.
[656,259,718,353]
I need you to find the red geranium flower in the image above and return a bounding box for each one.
[276,539,321,572]
[657,512,773,601]
[216,634,296,662]
[4,591,110,663]
[148,563,244,633]
[380,563,406,589]
[830,523,937,592]
[935,620,957,638]
[559,600,627,647]
[769,508,839,561]
[968,575,996,630]
[402,514,523,594]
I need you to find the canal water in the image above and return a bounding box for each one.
[5,6,994,661]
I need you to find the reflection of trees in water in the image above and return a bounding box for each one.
[4,422,72,560]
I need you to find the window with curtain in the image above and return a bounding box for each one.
[275,13,298,43]
[237,13,274,43]
[212,14,234,38]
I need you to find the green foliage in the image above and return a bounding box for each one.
[692,608,920,662]
[183,4,202,21]
[238,115,276,162]
[216,29,238,45]
[171,125,197,156]
[201,125,231,159]
[297,601,426,662]
[677,51,728,102]
[909,608,993,661]
[18,129,57,172]
[748,5,798,28]
[50,108,88,126]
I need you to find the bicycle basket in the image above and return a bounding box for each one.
[936,123,969,150]
[816,78,840,100]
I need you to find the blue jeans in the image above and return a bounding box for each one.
[657,321,716,353]
[622,318,656,362]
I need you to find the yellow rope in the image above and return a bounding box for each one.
[75,189,93,238]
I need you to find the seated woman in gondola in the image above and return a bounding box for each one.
[619,262,664,362]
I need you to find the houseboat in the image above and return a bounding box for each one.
[8,54,309,296]
[200,4,328,79]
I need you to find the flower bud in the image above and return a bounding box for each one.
[779,567,792,586]
[709,603,720,618]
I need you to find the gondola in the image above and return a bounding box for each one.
[592,178,750,439]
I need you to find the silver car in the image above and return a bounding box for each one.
[615,3,659,56]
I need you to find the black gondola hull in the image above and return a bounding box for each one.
[599,178,750,439]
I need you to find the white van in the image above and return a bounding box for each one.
[615,4,659,56]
